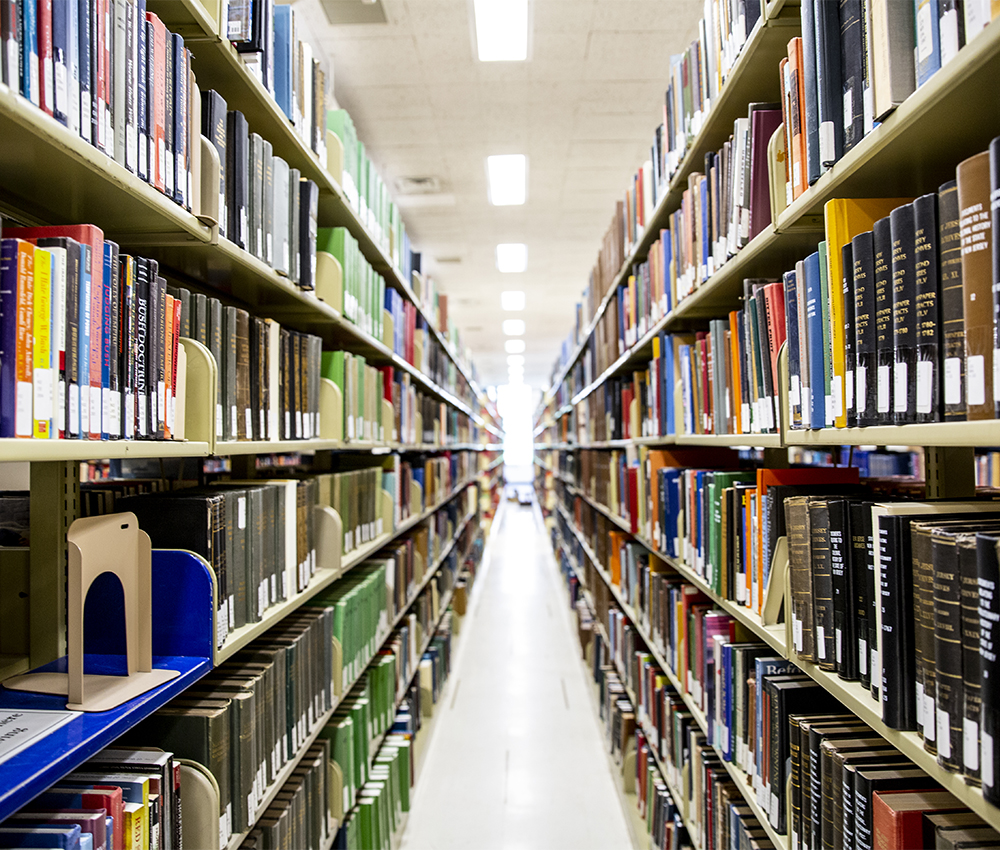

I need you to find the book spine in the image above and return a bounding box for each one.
[957,151,993,419]
[850,501,871,687]
[21,0,39,105]
[958,536,982,784]
[912,193,940,422]
[112,0,125,165]
[991,138,1000,418]
[842,242,857,426]
[31,247,51,438]
[978,535,1000,806]
[136,0,146,181]
[840,0,865,153]
[87,233,102,439]
[262,139,274,267]
[107,240,120,438]
[815,0,844,170]
[155,273,165,438]
[809,498,836,670]
[38,0,53,113]
[786,496,816,659]
[162,19,172,198]
[891,202,917,424]
[939,180,965,421]
[65,240,80,438]
[914,527,939,750]
[171,32,185,205]
[932,532,963,771]
[915,0,942,84]
[124,0,135,172]
[134,258,148,437]
[874,216,893,424]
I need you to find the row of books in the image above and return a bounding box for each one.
[559,508,1000,849]
[1,226,188,441]
[202,92,319,288]
[326,109,414,276]
[317,227,387,345]
[779,0,997,210]
[230,2,330,169]
[0,1,199,209]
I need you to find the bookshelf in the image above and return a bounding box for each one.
[0,0,504,841]
[535,9,1000,848]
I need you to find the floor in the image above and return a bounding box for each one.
[399,502,634,850]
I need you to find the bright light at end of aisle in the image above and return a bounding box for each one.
[473,0,529,62]
[496,243,528,272]
[507,354,525,366]
[505,339,526,354]
[502,319,526,336]
[487,156,527,206]
[501,290,526,311]
[497,382,534,474]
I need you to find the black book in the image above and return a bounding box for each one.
[136,0,148,182]
[194,292,208,345]
[819,736,885,850]
[809,498,836,670]
[249,316,262,441]
[147,262,160,437]
[913,518,941,750]
[814,0,844,170]
[839,0,864,153]
[201,89,228,239]
[853,230,877,426]
[120,256,136,441]
[874,215,894,424]
[914,193,940,422]
[77,0,92,146]
[134,259,150,439]
[932,529,967,772]
[939,180,966,421]
[977,531,1000,806]
[829,498,856,679]
[223,305,238,442]
[853,767,939,850]
[842,242,857,426]
[849,499,872,688]
[991,137,1000,419]
[801,718,868,848]
[163,29,174,199]
[262,139,274,268]
[958,533,985,785]
[837,751,910,850]
[801,0,820,185]
[154,273,167,439]
[174,37,189,208]
[891,202,917,424]
[226,110,249,250]
[298,179,318,291]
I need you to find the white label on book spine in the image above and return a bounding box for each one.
[836,628,842,663]
[833,375,844,418]
[917,360,934,413]
[859,638,867,674]
[983,731,995,788]
[102,388,112,435]
[965,718,980,771]
[917,1,934,61]
[55,61,67,118]
[819,121,835,166]
[271,573,276,603]
[993,348,1000,399]
[925,693,937,740]
[816,625,826,660]
[916,682,925,726]
[945,357,962,404]
[15,382,32,436]
[843,89,853,131]
[877,365,891,412]
[231,405,237,438]
[228,595,234,630]
[238,497,246,529]
[863,86,874,135]
[941,9,960,63]
[894,362,908,412]
[845,369,854,411]
[33,368,53,423]
[967,354,986,405]
[793,616,803,652]
[937,708,952,758]
[245,408,253,439]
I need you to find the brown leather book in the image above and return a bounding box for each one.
[235,308,251,440]
[957,150,994,420]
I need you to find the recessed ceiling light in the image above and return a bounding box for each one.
[508,365,524,378]
[502,319,525,336]
[501,290,526,311]
[473,0,528,62]
[496,243,527,273]
[487,156,527,206]
[507,354,525,366]
[505,339,525,354]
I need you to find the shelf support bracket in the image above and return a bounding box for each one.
[924,446,975,498]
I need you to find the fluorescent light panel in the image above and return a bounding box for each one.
[501,290,526,311]
[496,243,528,273]
[487,155,526,206]
[507,355,525,366]
[502,319,525,336]
[505,339,525,354]
[473,0,528,61]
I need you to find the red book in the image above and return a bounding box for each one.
[763,280,787,400]
[145,12,167,191]
[37,0,53,115]
[627,466,638,534]
[170,295,181,435]
[872,790,964,850]
[41,786,125,850]
[5,225,104,440]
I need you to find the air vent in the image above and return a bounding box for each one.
[395,176,443,195]
[320,0,388,25]
[435,256,462,264]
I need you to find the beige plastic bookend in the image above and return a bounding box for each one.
[326,130,345,183]
[314,504,343,579]
[4,513,180,711]
[382,309,394,350]
[315,252,343,311]
[319,378,343,442]
[197,135,221,229]
[177,758,222,850]
[762,536,788,627]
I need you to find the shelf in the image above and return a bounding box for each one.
[0,438,212,463]
[215,474,480,662]
[784,419,1000,448]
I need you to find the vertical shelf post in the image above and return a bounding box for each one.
[29,460,80,667]
[925,446,975,498]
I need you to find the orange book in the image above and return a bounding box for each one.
[754,467,860,613]
[609,530,626,587]
[729,310,744,433]
[786,41,807,200]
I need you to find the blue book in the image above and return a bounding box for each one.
[783,268,801,427]
[801,0,819,184]
[663,469,681,557]
[694,469,706,571]
[273,4,293,120]
[916,0,942,85]
[721,642,734,760]
[53,0,72,126]
[0,825,83,850]
[661,229,672,314]
[100,242,112,439]
[77,0,91,144]
[659,330,672,435]
[754,658,799,783]
[815,0,844,170]
[804,251,825,429]
[699,175,709,279]
[79,243,91,439]
[21,0,39,105]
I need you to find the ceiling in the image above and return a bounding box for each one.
[294,0,702,391]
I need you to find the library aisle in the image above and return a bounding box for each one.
[400,503,633,850]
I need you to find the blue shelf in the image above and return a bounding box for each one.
[0,550,215,822]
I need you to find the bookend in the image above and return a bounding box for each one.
[382,308,394,350]
[4,514,184,711]
[319,378,343,442]
[315,251,343,311]
[761,535,787,626]
[177,757,223,850]
[314,504,344,579]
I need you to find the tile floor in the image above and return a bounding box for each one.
[399,502,634,850]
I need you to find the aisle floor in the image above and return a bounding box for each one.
[399,502,634,850]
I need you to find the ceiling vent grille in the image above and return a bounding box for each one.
[319,0,388,25]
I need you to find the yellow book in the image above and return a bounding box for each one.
[824,197,912,427]
[123,802,144,850]
[32,247,52,439]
